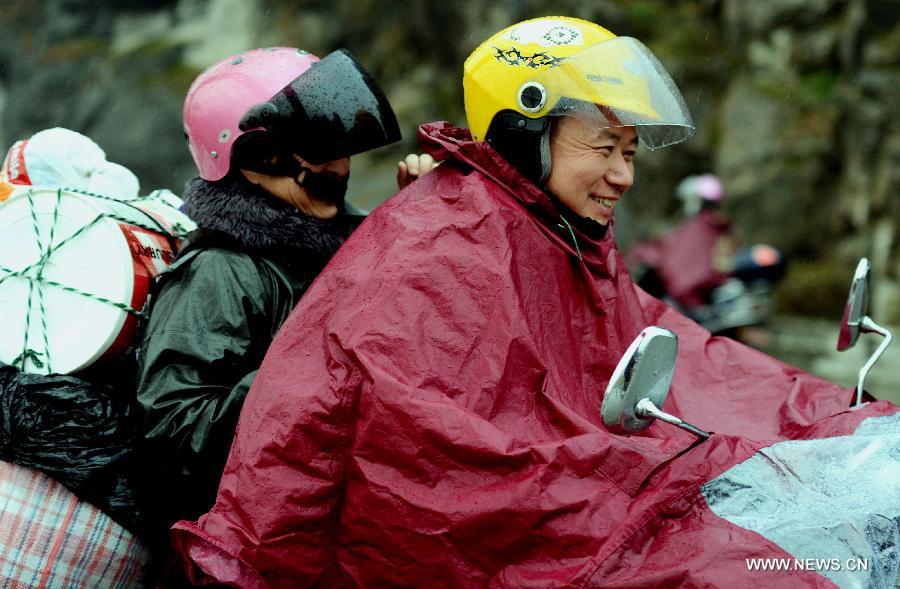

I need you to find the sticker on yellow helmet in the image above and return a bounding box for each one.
[503,19,585,48]
[493,48,563,69]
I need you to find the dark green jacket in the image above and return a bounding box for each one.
[135,175,358,533]
[136,233,317,530]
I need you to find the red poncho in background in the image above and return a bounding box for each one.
[626,207,733,309]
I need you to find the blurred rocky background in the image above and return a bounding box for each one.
[1,0,898,400]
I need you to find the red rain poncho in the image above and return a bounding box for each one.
[627,208,733,308]
[171,123,897,588]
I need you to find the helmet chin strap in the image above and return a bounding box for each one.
[485,111,553,186]
[538,125,552,184]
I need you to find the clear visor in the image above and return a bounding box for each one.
[525,37,694,150]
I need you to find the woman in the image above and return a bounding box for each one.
[135,46,431,539]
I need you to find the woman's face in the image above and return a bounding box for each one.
[243,155,350,219]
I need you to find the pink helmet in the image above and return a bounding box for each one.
[676,174,724,203]
[183,47,320,181]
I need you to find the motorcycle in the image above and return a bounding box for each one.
[627,192,787,345]
[599,257,898,588]
[630,239,786,344]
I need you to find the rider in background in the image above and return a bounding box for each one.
[627,173,784,347]
[628,173,736,309]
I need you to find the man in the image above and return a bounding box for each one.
[171,19,896,588]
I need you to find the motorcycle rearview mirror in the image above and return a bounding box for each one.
[600,326,710,440]
[837,258,871,352]
[836,257,893,407]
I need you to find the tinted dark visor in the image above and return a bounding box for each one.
[238,49,401,164]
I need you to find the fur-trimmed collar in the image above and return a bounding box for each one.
[182,175,358,267]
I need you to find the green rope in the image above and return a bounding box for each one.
[62,186,175,238]
[11,349,45,370]
[0,264,147,320]
[41,190,64,273]
[19,277,36,371]
[20,189,53,371]
[67,186,138,203]
[0,197,177,289]
[558,214,582,261]
[37,277,147,319]
[71,186,195,238]
[0,213,106,287]
[33,190,63,372]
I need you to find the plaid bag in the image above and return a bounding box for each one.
[0,461,151,588]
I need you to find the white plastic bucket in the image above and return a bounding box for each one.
[0,186,177,374]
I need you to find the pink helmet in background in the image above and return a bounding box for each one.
[677,174,724,203]
[676,173,725,215]
[183,48,320,181]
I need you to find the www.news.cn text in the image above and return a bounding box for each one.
[746,558,869,572]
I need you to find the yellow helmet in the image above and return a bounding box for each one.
[463,17,694,181]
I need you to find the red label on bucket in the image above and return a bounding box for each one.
[99,225,176,363]
[1,139,31,185]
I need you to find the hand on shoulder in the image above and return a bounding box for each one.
[396,153,440,189]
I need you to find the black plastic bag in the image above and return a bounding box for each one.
[0,362,144,533]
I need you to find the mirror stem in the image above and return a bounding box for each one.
[854,316,893,407]
[635,398,711,440]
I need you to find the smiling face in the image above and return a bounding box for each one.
[545,117,637,225]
